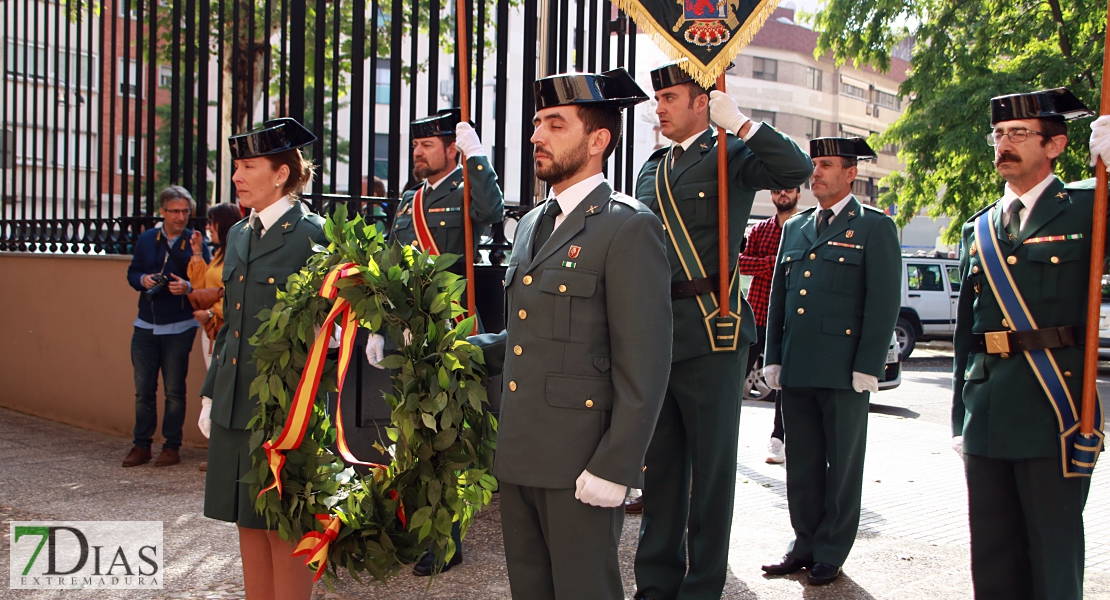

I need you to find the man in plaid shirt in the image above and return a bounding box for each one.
[737,187,799,463]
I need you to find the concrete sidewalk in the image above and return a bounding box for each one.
[2,401,1110,599]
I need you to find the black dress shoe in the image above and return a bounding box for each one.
[806,562,841,585]
[761,555,813,575]
[412,549,463,576]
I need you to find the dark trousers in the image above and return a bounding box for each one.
[131,326,195,450]
[499,483,624,600]
[635,349,746,600]
[746,324,783,439]
[965,454,1089,600]
[781,386,869,567]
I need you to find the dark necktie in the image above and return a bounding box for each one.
[249,218,264,251]
[533,200,563,257]
[1005,200,1024,240]
[816,208,834,235]
[670,145,685,172]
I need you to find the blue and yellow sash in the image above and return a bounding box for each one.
[974,210,1102,477]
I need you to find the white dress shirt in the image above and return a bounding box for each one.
[249,195,296,237]
[550,172,607,231]
[819,192,856,224]
[1001,173,1057,230]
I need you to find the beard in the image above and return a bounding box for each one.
[535,137,590,185]
[773,195,798,212]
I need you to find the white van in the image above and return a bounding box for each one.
[897,255,961,360]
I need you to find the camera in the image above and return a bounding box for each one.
[146,273,170,296]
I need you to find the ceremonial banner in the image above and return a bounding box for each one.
[613,0,780,87]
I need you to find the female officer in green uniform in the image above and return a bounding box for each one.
[197,118,327,600]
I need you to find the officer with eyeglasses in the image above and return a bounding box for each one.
[953,87,1103,600]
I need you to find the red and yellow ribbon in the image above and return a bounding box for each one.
[292,513,342,582]
[259,262,385,499]
[411,184,478,335]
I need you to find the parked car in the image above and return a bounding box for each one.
[743,331,901,399]
[896,255,961,360]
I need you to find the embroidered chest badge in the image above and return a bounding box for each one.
[568,245,582,259]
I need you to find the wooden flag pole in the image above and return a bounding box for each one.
[456,0,478,331]
[716,74,730,318]
[1081,1,1110,436]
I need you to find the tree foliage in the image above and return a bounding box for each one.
[809,0,1105,237]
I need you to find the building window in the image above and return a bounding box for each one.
[159,66,173,88]
[880,142,898,155]
[806,67,822,91]
[118,136,144,175]
[806,118,821,139]
[63,51,98,91]
[852,177,874,200]
[6,42,49,80]
[752,57,777,82]
[751,109,776,127]
[374,133,389,179]
[874,89,901,110]
[375,65,390,104]
[118,58,143,98]
[841,81,867,100]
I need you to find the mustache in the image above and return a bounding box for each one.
[995,152,1021,166]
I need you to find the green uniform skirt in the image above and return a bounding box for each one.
[204,421,271,530]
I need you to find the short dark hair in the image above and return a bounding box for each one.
[680,81,710,106]
[1038,117,1068,145]
[577,104,623,161]
[840,157,858,169]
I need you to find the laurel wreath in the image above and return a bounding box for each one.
[242,204,497,582]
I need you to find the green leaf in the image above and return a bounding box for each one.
[374,354,406,370]
[421,413,438,432]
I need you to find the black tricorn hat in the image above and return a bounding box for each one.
[990,88,1093,125]
[649,60,732,92]
[410,108,462,139]
[534,68,649,111]
[809,137,877,161]
[228,118,316,160]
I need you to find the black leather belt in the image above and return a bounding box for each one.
[972,325,1083,354]
[671,277,720,300]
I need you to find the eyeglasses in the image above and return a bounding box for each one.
[985,129,1046,146]
[161,208,191,216]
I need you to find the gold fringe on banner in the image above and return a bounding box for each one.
[611,0,781,89]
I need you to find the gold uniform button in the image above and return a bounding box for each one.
[1001,352,1011,359]
[234,331,240,338]
[799,289,807,296]
[268,277,275,284]
[513,345,523,356]
[809,253,816,260]
[1006,256,1017,265]
[1002,318,1009,328]
[509,381,518,392]
[698,191,706,198]
[518,309,528,320]
[440,221,446,226]
[1065,370,1074,377]
[558,284,567,293]
[838,257,845,263]
[1051,256,1060,264]
[232,357,237,365]
[477,164,484,171]
[785,256,791,262]
[523,275,533,285]
[797,308,805,314]
[804,271,811,277]
[236,302,242,310]
[972,266,980,274]
[585,399,594,408]
[846,329,852,335]
[238,275,244,282]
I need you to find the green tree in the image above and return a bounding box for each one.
[809,0,1105,236]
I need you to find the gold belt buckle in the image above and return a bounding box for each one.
[985,331,1011,354]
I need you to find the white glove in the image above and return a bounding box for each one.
[763,364,782,390]
[574,470,627,508]
[198,397,212,439]
[313,323,341,349]
[364,333,386,369]
[708,90,751,135]
[852,371,879,394]
[403,328,413,346]
[1090,115,1110,171]
[952,436,963,456]
[454,122,486,158]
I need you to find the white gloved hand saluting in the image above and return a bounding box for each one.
[1090,115,1110,171]
[952,435,963,457]
[575,470,627,508]
[454,122,486,158]
[364,333,386,369]
[708,90,752,136]
[198,397,212,439]
[763,364,782,390]
[852,371,879,394]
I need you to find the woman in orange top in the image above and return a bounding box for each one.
[188,203,243,367]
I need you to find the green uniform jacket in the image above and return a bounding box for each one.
[472,182,673,490]
[201,202,328,429]
[634,126,813,362]
[953,177,1105,459]
[391,156,504,262]
[765,198,901,388]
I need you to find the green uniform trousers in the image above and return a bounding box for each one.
[781,386,869,567]
[499,483,625,600]
[965,454,1089,600]
[635,349,745,600]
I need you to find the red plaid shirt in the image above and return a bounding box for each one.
[736,216,783,327]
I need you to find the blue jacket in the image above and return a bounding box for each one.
[127,226,211,325]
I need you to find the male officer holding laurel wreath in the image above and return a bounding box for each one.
[954,88,1106,600]
[631,60,812,600]
[470,68,672,600]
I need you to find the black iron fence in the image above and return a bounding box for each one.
[0,0,640,254]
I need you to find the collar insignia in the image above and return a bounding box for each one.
[848,210,856,217]
[587,205,598,214]
[699,143,708,149]
[281,222,291,229]
[1057,192,1067,198]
